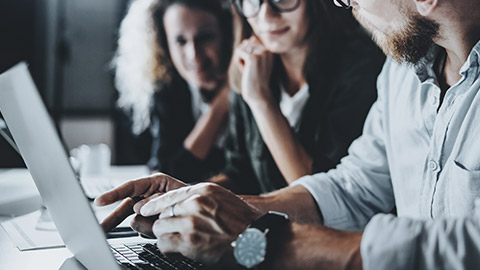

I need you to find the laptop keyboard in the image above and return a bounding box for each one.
[111,243,207,270]
[80,176,114,199]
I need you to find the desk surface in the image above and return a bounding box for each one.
[0,217,76,269]
[0,165,150,270]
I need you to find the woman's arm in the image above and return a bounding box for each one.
[249,99,313,183]
[183,85,229,159]
[234,37,313,183]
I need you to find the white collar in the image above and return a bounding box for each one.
[279,84,310,128]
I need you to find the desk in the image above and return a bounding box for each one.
[0,165,150,270]
[0,218,76,269]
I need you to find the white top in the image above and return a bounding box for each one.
[188,84,211,121]
[188,84,228,148]
[292,41,480,269]
[279,83,310,127]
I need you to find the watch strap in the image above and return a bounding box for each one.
[250,211,290,269]
[249,211,289,232]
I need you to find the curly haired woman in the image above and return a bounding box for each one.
[114,0,233,181]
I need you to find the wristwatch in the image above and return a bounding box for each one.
[231,211,290,269]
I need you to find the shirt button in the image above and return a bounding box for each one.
[428,160,439,171]
[430,95,438,106]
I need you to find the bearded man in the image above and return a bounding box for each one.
[96,0,480,269]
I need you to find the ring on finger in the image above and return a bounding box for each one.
[169,203,177,218]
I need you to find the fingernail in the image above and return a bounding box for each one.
[93,197,101,205]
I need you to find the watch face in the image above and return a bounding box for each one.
[233,228,267,268]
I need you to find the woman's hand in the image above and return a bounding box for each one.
[135,183,262,264]
[234,36,275,107]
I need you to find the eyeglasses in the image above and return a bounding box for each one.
[334,0,352,9]
[232,0,301,18]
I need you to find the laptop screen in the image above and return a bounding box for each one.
[0,116,20,154]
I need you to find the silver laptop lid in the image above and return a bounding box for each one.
[0,62,120,270]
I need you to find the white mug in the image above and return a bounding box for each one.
[70,144,111,177]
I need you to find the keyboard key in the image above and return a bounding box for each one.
[113,243,205,270]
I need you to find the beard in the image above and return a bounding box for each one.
[353,10,439,64]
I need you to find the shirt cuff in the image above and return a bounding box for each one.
[291,172,356,230]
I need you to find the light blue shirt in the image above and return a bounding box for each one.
[293,41,480,269]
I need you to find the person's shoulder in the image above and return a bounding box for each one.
[377,57,415,86]
[375,57,419,101]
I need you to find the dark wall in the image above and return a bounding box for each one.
[0,1,35,73]
[0,0,150,167]
[0,1,35,167]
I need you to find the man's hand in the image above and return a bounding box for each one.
[135,183,262,264]
[94,173,187,232]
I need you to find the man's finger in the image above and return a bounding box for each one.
[140,185,195,216]
[140,184,213,216]
[133,193,163,214]
[157,194,203,219]
[100,197,136,232]
[156,233,183,254]
[94,177,155,206]
[152,217,183,236]
[131,214,156,238]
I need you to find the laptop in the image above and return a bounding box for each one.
[0,62,206,270]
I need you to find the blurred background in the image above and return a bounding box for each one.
[0,0,152,168]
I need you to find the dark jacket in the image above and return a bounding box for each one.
[147,75,226,182]
[222,33,386,194]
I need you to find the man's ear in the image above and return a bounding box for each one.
[414,0,438,16]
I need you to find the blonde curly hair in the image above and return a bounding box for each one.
[113,0,171,135]
[113,0,233,135]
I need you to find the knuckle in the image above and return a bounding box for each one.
[152,218,162,230]
[187,216,199,230]
[129,219,138,231]
[200,183,217,194]
[156,241,171,253]
[191,195,204,205]
[192,196,216,212]
[152,172,166,178]
[188,232,202,246]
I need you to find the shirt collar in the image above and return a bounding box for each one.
[459,39,480,75]
[413,39,480,83]
[412,45,442,83]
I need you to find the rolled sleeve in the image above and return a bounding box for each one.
[293,173,357,229]
[292,89,395,231]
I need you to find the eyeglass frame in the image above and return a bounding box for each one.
[231,0,302,18]
[335,0,352,9]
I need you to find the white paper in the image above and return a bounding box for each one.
[1,210,64,251]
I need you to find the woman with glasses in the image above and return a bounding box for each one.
[114,0,233,181]
[211,0,385,193]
